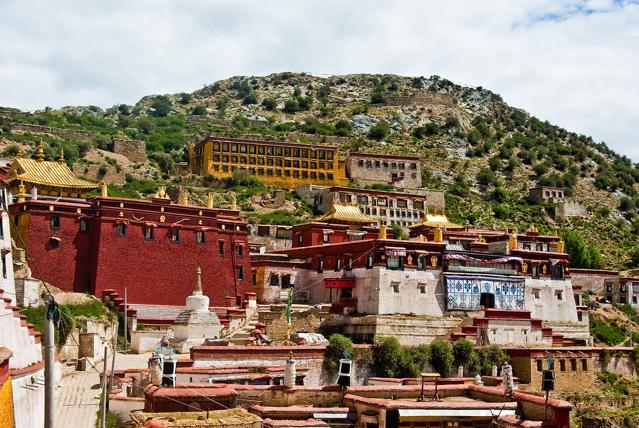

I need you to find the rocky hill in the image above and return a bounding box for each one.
[1,72,638,268]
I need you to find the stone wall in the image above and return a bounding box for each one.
[258,305,331,342]
[510,355,595,392]
[570,269,619,294]
[113,139,147,163]
[7,121,95,142]
[555,200,587,221]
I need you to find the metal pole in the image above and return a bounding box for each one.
[44,297,55,428]
[110,321,118,391]
[100,346,108,428]
[124,288,128,352]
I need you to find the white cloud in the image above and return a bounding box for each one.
[0,0,637,159]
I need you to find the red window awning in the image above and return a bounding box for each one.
[324,278,356,289]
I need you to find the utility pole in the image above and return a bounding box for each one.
[44,296,56,428]
[100,346,108,428]
[110,321,118,391]
[123,288,128,352]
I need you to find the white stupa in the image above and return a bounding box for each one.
[170,267,222,353]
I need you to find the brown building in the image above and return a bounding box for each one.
[528,186,565,204]
[346,152,422,189]
[190,135,348,188]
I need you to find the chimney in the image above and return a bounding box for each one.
[378,223,387,239]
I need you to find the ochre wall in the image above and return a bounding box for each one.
[0,377,14,428]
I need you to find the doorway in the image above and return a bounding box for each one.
[480,292,495,309]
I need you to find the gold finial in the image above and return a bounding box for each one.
[17,180,26,203]
[36,139,45,162]
[378,223,387,239]
[58,148,65,164]
[193,266,203,295]
[16,145,23,158]
[100,181,108,197]
[434,227,443,243]
[552,229,558,237]
[231,194,237,211]
[418,233,425,242]
[154,186,169,199]
[206,193,214,209]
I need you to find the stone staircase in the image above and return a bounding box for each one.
[450,308,573,347]
[0,287,42,369]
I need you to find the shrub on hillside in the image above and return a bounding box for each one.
[368,120,390,141]
[324,334,353,373]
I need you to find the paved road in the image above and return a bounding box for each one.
[54,351,184,427]
[55,364,101,428]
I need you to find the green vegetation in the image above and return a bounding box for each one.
[22,299,115,347]
[562,230,604,269]
[324,334,354,373]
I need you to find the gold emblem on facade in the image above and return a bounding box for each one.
[160,215,166,223]
[430,256,438,267]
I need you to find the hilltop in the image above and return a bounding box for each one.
[0,72,638,268]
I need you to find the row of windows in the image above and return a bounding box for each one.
[339,194,424,210]
[212,155,335,170]
[356,159,418,170]
[213,165,335,180]
[315,254,435,273]
[212,142,335,160]
[536,358,588,372]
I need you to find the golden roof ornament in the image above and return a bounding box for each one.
[100,181,108,197]
[193,266,203,295]
[36,140,45,162]
[378,223,387,239]
[231,194,237,211]
[206,192,214,208]
[16,145,23,158]
[58,148,65,164]
[178,188,188,205]
[17,180,26,203]
[154,186,169,199]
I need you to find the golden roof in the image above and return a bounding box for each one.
[409,213,464,229]
[314,202,376,224]
[6,156,100,190]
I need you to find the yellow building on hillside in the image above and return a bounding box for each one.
[190,135,348,188]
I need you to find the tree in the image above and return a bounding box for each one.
[391,223,407,240]
[368,120,390,141]
[242,92,258,105]
[334,119,352,137]
[477,345,507,375]
[191,105,207,115]
[452,339,480,375]
[137,117,155,134]
[324,334,353,373]
[370,88,385,104]
[372,336,417,378]
[150,96,171,117]
[562,230,604,269]
[283,99,300,113]
[261,98,277,111]
[179,93,192,105]
[429,340,453,377]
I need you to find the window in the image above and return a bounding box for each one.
[281,274,291,289]
[50,215,60,230]
[536,243,544,251]
[571,359,577,371]
[317,257,324,273]
[531,265,539,279]
[79,219,88,232]
[334,256,341,271]
[536,360,543,371]
[116,223,127,237]
[533,289,540,299]
[323,233,330,243]
[391,282,400,293]
[218,240,225,255]
[235,245,243,257]
[170,228,180,243]
[387,255,401,269]
[582,359,588,371]
[397,199,407,208]
[366,254,373,269]
[270,273,279,286]
[606,283,613,293]
[257,225,271,237]
[555,290,563,300]
[621,284,627,292]
[235,266,244,280]
[276,228,292,239]
[559,360,566,372]
[345,255,353,271]
[195,231,206,244]
[144,226,155,240]
[357,195,368,205]
[418,283,426,294]
[1,254,6,279]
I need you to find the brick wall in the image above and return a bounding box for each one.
[113,139,147,163]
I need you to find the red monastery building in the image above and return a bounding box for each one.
[9,186,252,307]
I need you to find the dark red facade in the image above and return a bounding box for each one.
[10,196,252,306]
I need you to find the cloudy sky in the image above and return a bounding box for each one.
[1,0,638,159]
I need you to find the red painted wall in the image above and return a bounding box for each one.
[11,198,252,307]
